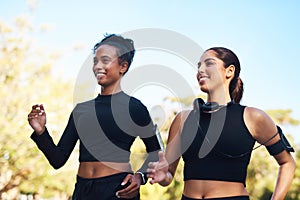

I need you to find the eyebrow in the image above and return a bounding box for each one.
[204,58,217,62]
[101,55,113,59]
[198,58,217,67]
[94,55,113,60]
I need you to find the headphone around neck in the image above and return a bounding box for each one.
[193,98,235,112]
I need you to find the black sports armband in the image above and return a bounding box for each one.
[266,126,294,156]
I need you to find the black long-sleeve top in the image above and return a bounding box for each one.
[31,91,160,174]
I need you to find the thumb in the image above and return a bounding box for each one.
[40,104,45,112]
[121,174,131,185]
[158,150,165,162]
[39,104,46,116]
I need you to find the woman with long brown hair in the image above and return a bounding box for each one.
[147,47,295,200]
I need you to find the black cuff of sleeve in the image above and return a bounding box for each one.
[30,128,49,142]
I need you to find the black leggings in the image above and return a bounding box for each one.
[72,172,140,200]
[181,195,249,200]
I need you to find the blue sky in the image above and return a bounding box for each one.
[1,0,300,142]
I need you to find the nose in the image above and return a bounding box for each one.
[94,61,104,71]
[196,63,204,80]
[198,62,205,73]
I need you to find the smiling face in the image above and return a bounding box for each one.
[93,44,128,93]
[196,50,235,95]
[197,50,225,94]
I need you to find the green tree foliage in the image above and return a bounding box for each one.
[265,109,300,126]
[0,14,76,199]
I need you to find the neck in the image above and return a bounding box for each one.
[206,88,231,105]
[100,84,122,95]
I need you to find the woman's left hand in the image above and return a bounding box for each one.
[115,174,141,199]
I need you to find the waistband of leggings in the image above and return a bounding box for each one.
[182,195,249,200]
[76,172,132,183]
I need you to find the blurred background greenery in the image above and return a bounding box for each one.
[1,3,300,200]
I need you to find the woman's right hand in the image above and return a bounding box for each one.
[147,151,170,185]
[28,104,46,135]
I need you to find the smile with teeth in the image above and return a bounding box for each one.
[199,75,209,81]
[198,74,209,85]
[95,72,106,78]
[198,74,208,81]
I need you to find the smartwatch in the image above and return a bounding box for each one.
[136,171,147,185]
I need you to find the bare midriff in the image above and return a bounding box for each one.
[77,162,132,178]
[183,180,248,199]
